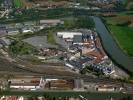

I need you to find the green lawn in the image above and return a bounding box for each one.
[108,25,133,56]
[64,16,95,29]
[14,0,23,8]
[123,0,133,9]
[116,11,133,16]
[9,40,37,55]
[105,14,133,57]
[47,31,56,45]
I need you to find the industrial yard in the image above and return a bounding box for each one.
[0,0,133,99]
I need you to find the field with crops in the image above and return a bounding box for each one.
[107,15,133,28]
[13,0,34,8]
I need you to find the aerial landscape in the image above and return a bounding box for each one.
[0,0,133,100]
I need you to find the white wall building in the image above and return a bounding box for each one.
[57,32,82,39]
[22,29,33,33]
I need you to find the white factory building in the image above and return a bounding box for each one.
[57,32,83,45]
[57,32,82,39]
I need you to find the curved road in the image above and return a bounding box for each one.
[92,16,133,73]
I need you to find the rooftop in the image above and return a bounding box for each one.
[73,35,83,43]
[57,32,82,39]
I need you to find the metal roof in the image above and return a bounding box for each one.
[73,35,83,43]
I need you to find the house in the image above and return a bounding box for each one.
[45,79,74,89]
[66,56,93,70]
[9,78,41,90]
[95,85,115,92]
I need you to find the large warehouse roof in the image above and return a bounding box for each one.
[57,32,82,38]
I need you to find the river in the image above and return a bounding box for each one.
[92,16,133,73]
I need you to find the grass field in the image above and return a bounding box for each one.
[14,0,23,8]
[106,14,133,57]
[108,25,133,56]
[47,31,56,45]
[9,40,37,55]
[116,11,133,16]
[107,15,133,28]
[123,0,133,9]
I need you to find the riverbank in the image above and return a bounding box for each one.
[107,25,133,57]
[104,15,133,57]
[92,16,133,75]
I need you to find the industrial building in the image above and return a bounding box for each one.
[57,31,85,47]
